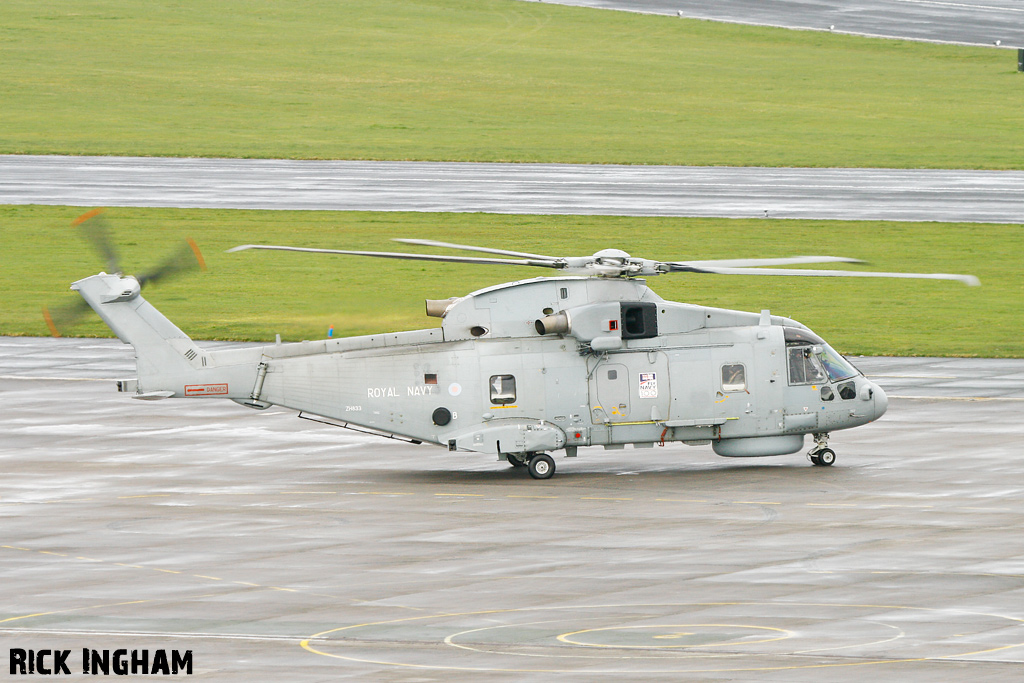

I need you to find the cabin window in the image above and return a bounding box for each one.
[560,287,569,299]
[820,385,834,401]
[721,364,746,392]
[489,375,516,405]
[424,373,437,385]
[607,369,618,380]
[788,347,826,385]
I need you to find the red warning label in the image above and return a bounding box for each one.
[185,383,228,396]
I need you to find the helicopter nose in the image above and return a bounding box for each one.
[872,382,888,420]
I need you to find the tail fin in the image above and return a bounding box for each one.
[73,273,206,395]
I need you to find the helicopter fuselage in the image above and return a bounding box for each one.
[76,273,887,475]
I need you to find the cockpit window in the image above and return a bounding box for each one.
[817,345,859,382]
[788,347,826,385]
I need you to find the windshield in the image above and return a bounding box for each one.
[816,345,859,382]
[788,347,826,384]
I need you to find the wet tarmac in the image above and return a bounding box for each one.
[542,0,1024,49]
[4,156,1024,224]
[3,337,1023,680]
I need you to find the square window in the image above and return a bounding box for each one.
[424,373,437,385]
[722,363,746,392]
[489,375,516,405]
[607,369,618,380]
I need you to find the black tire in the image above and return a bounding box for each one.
[528,453,555,480]
[507,454,526,468]
[816,448,836,466]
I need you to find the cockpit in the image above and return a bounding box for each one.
[784,327,861,400]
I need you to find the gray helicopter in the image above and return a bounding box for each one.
[67,235,978,479]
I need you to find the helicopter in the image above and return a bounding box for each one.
[59,220,979,479]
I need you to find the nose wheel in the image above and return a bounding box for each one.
[808,433,835,467]
[810,448,836,466]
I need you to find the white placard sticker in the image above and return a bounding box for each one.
[638,372,658,398]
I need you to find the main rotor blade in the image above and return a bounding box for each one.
[677,256,865,268]
[667,263,980,286]
[228,244,562,268]
[392,238,557,260]
[73,208,121,274]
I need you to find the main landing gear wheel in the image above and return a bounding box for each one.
[528,453,555,480]
[811,448,836,467]
[507,454,526,468]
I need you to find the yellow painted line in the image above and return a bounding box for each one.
[435,493,484,497]
[115,563,143,569]
[198,492,257,496]
[272,587,297,592]
[300,601,1024,673]
[193,574,223,581]
[581,497,632,501]
[153,568,181,574]
[0,599,150,625]
[879,504,933,509]
[117,494,171,499]
[869,374,958,379]
[957,506,1013,512]
[489,405,518,409]
[889,395,1024,402]
[233,581,261,587]
[76,556,101,561]
[39,551,67,556]
[656,498,709,503]
[360,491,415,496]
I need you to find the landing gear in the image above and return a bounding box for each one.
[506,453,526,468]
[808,433,836,467]
[527,453,555,480]
[810,448,836,467]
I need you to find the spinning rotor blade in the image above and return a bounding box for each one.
[392,238,558,260]
[73,208,121,274]
[42,299,93,338]
[227,244,562,269]
[137,238,207,287]
[666,263,980,286]
[679,256,864,268]
[45,210,208,336]
[229,240,978,286]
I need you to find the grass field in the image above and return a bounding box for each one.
[2,0,1023,168]
[3,205,1019,357]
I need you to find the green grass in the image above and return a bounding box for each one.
[3,205,1020,357]
[1,0,1022,168]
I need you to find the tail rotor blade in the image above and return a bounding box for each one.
[41,299,94,338]
[137,238,207,288]
[73,208,121,274]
